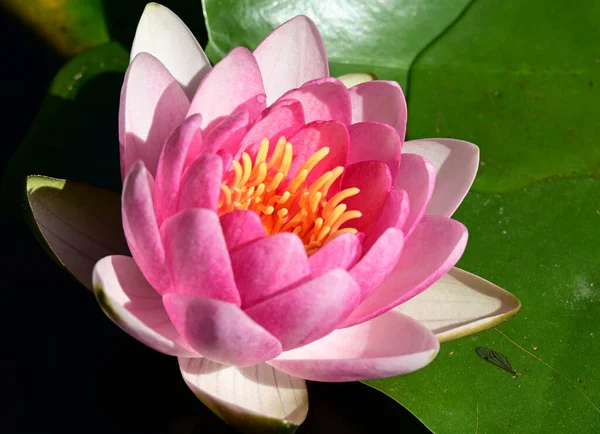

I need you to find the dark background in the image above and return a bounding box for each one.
[0,2,428,432]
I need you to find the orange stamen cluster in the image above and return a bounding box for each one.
[218,137,362,254]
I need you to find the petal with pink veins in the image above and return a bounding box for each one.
[246,269,360,350]
[177,153,223,213]
[220,211,267,250]
[348,122,402,181]
[254,15,328,104]
[130,3,211,99]
[361,188,409,253]
[162,208,240,304]
[119,53,189,178]
[163,294,282,366]
[342,215,468,328]
[93,255,197,357]
[269,309,439,382]
[309,233,362,277]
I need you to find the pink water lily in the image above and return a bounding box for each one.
[26,3,521,431]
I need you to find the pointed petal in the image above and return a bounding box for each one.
[188,47,266,130]
[397,267,521,343]
[337,72,376,88]
[220,210,267,251]
[254,15,329,104]
[93,256,197,356]
[179,359,307,430]
[309,233,362,277]
[26,176,129,290]
[119,53,189,177]
[393,154,436,237]
[177,153,223,213]
[348,122,402,181]
[343,216,468,327]
[270,309,439,382]
[163,294,282,366]
[229,233,310,308]
[130,2,211,99]
[403,138,480,217]
[122,162,172,294]
[362,188,409,252]
[202,109,251,156]
[162,208,240,304]
[349,80,407,140]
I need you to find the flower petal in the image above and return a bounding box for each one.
[130,2,211,99]
[343,216,468,327]
[349,80,407,139]
[361,188,409,253]
[162,208,240,304]
[403,138,480,217]
[202,109,251,157]
[220,210,267,250]
[177,153,223,213]
[254,15,329,104]
[188,47,266,130]
[393,154,436,237]
[338,72,376,88]
[309,233,362,277]
[119,53,189,177]
[163,294,282,366]
[26,176,129,291]
[122,161,172,294]
[93,255,197,356]
[278,78,351,124]
[179,359,307,430]
[269,309,439,382]
[246,269,360,350]
[229,233,310,308]
[348,122,402,181]
[397,267,521,343]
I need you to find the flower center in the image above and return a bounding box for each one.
[218,137,362,254]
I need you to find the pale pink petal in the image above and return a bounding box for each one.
[119,53,189,177]
[229,233,310,308]
[309,233,362,277]
[201,109,251,157]
[393,154,436,237]
[163,294,282,366]
[278,78,351,124]
[246,269,360,351]
[342,216,468,327]
[130,3,211,99]
[177,153,223,213]
[253,15,328,104]
[93,256,197,357]
[349,81,407,140]
[362,188,409,253]
[162,209,240,304]
[153,114,203,225]
[220,211,267,250]
[350,228,404,301]
[348,122,402,181]
[188,47,266,130]
[122,161,172,294]
[269,309,439,382]
[403,139,480,217]
[340,161,391,234]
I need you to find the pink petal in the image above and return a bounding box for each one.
[348,122,402,181]
[119,53,189,178]
[245,269,360,350]
[220,211,267,250]
[122,161,171,294]
[340,161,391,234]
[403,139,479,218]
[253,16,329,104]
[361,188,410,252]
[278,78,351,124]
[201,109,251,157]
[188,47,266,130]
[162,209,240,304]
[229,233,310,308]
[342,216,468,327]
[93,255,197,357]
[153,114,203,225]
[163,294,282,366]
[349,81,407,140]
[269,309,439,382]
[350,228,404,301]
[309,233,362,277]
[393,154,436,237]
[177,153,223,213]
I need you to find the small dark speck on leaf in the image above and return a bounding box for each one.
[475,347,519,376]
[518,82,524,88]
[589,81,594,87]
[494,91,502,97]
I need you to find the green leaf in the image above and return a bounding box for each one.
[203,0,472,89]
[367,177,600,432]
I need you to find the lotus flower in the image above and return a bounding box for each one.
[26,3,521,432]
